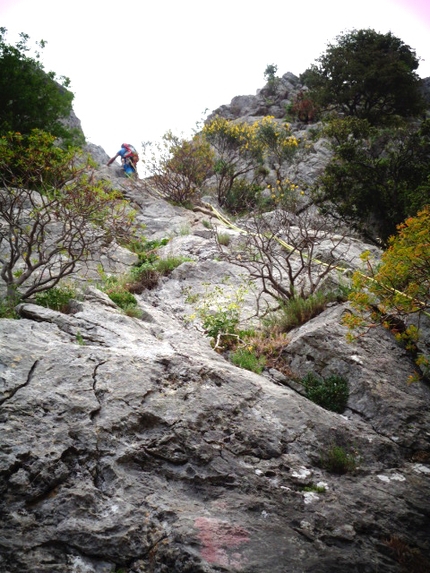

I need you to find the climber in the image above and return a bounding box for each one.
[107,143,139,177]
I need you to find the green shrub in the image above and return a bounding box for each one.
[231,348,266,374]
[265,290,341,333]
[141,131,214,204]
[107,289,137,310]
[0,297,19,319]
[302,484,326,493]
[122,303,143,318]
[301,372,349,413]
[128,266,160,292]
[224,179,263,215]
[203,308,240,340]
[75,331,85,346]
[128,254,190,293]
[155,255,191,275]
[217,232,231,246]
[34,285,77,313]
[320,444,357,474]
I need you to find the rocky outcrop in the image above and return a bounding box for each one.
[208,72,303,123]
[1,73,430,572]
[1,285,430,573]
[1,174,430,572]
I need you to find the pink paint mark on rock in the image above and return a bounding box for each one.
[194,517,250,569]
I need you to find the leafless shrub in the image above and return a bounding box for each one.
[216,207,353,312]
[0,174,139,302]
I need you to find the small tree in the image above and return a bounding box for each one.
[264,64,279,95]
[216,207,352,314]
[202,116,300,208]
[301,29,426,125]
[255,115,299,183]
[0,131,139,304]
[202,116,265,206]
[141,131,214,204]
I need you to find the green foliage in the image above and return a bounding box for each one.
[320,444,358,474]
[35,285,77,313]
[0,129,89,190]
[0,28,83,146]
[75,331,85,346]
[99,239,188,302]
[107,289,137,309]
[141,131,214,204]
[155,255,191,275]
[301,28,426,125]
[302,484,326,493]
[202,308,240,340]
[187,282,248,346]
[224,178,263,215]
[203,116,300,207]
[265,290,346,333]
[317,117,430,243]
[301,372,349,413]
[256,116,299,168]
[230,347,266,374]
[264,63,279,95]
[128,238,190,292]
[0,297,19,319]
[128,238,169,261]
[345,207,430,380]
[217,232,231,247]
[203,116,265,205]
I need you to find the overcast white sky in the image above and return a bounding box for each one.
[2,0,430,164]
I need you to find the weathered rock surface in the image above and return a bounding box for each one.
[1,291,430,573]
[1,175,430,572]
[1,73,430,571]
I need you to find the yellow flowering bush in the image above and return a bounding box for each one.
[203,116,301,209]
[344,206,430,380]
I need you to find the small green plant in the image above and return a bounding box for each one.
[230,347,266,374]
[202,219,212,229]
[224,179,263,215]
[122,303,143,319]
[34,285,77,313]
[302,484,326,493]
[217,232,231,247]
[107,289,138,310]
[265,290,345,333]
[320,444,357,474]
[75,331,85,346]
[301,372,349,413]
[0,297,19,319]
[155,255,191,275]
[188,282,248,347]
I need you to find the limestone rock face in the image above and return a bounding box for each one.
[1,76,430,572]
[1,208,430,572]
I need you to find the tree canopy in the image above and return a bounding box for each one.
[0,28,83,145]
[316,117,430,244]
[301,29,426,125]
